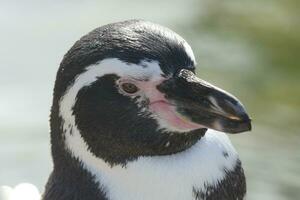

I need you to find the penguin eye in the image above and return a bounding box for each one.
[120,82,139,94]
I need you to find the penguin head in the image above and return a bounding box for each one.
[50,20,251,166]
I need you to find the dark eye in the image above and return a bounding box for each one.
[121,83,139,94]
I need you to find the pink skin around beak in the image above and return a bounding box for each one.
[135,79,204,131]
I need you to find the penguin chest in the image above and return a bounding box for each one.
[89,132,245,200]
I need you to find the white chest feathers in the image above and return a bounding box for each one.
[65,130,239,200]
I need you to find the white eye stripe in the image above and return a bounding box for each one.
[59,58,164,132]
[61,58,164,105]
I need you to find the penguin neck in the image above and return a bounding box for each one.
[45,116,245,200]
[45,131,207,200]
[50,129,244,200]
[43,108,206,200]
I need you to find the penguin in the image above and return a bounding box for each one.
[42,19,251,200]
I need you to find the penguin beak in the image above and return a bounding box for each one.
[157,69,251,134]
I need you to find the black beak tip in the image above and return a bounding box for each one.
[235,117,252,133]
[224,112,252,134]
[243,118,252,132]
[234,106,252,133]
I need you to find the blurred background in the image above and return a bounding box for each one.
[0,0,299,199]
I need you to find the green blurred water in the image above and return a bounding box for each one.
[0,0,299,199]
